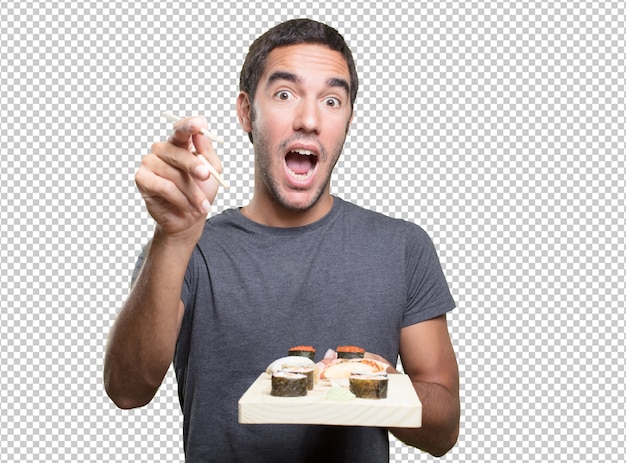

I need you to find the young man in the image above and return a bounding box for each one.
[104,19,460,462]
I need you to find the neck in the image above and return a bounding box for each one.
[241,193,334,228]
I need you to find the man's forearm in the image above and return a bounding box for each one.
[390,380,460,457]
[104,229,196,408]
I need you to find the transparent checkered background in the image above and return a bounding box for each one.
[1,1,624,461]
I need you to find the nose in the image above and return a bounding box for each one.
[293,99,321,134]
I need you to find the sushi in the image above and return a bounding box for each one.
[349,371,389,399]
[282,365,315,390]
[271,371,308,397]
[319,358,388,380]
[288,345,316,361]
[336,345,365,359]
[266,356,318,390]
[266,356,315,374]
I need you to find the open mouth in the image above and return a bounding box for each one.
[285,149,318,181]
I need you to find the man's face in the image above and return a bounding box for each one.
[242,44,354,214]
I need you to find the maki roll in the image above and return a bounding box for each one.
[271,371,308,397]
[336,345,365,359]
[266,356,319,389]
[282,366,315,390]
[349,372,389,399]
[288,345,316,361]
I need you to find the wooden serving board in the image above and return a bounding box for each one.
[238,373,422,427]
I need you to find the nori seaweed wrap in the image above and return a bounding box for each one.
[283,366,315,390]
[288,345,316,361]
[349,372,389,399]
[336,345,365,359]
[271,371,308,397]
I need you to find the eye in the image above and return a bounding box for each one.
[275,90,293,101]
[325,97,341,108]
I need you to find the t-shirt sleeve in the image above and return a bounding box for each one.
[403,224,456,327]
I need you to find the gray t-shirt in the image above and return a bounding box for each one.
[134,197,455,462]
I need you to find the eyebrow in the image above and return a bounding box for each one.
[266,71,350,96]
[267,71,300,86]
[327,77,350,97]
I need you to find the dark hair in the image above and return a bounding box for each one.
[240,18,359,111]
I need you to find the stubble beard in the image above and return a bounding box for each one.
[251,121,346,213]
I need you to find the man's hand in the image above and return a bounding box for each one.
[104,116,223,408]
[135,115,223,242]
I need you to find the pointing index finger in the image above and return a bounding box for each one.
[159,111,230,190]
[162,112,224,144]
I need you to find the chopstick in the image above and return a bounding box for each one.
[196,152,230,190]
[161,112,230,189]
[161,111,224,144]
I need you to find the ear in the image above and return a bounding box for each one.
[237,92,253,133]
